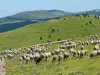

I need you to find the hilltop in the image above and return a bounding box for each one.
[7,9,72,20]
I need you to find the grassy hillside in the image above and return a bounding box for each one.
[0,20,37,33]
[1,15,100,75]
[5,37,100,75]
[0,15,100,50]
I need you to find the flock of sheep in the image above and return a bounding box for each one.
[0,35,100,65]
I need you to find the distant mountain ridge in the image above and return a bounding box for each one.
[0,9,73,33]
[47,9,64,12]
[76,9,100,16]
[0,9,100,33]
[6,9,72,20]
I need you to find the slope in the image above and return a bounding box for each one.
[0,15,100,50]
[5,35,100,75]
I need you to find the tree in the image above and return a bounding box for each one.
[75,14,80,17]
[82,13,88,17]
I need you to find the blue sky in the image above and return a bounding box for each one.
[0,0,100,18]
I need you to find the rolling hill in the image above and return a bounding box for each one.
[0,9,73,33]
[1,14,100,75]
[0,15,100,50]
[8,9,72,20]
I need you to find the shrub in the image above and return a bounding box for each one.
[40,37,42,40]
[57,38,61,41]
[89,21,92,24]
[57,29,59,32]
[86,23,88,25]
[63,18,66,20]
[51,28,55,33]
[48,35,51,38]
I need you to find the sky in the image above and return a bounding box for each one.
[0,0,100,18]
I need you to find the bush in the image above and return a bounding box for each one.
[69,17,71,18]
[48,35,51,38]
[89,21,92,24]
[57,38,61,41]
[40,37,42,40]
[51,28,55,33]
[86,23,88,25]
[63,18,66,20]
[57,29,59,32]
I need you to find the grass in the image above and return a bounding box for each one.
[0,15,100,50]
[5,38,100,75]
[1,15,100,75]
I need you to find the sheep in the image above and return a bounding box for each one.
[77,50,87,58]
[58,54,63,62]
[44,52,51,61]
[7,54,14,59]
[20,57,23,61]
[60,49,65,53]
[94,44,99,50]
[82,50,88,55]
[73,50,77,57]
[21,54,27,61]
[54,49,60,55]
[63,52,69,60]
[20,54,31,64]
[0,56,4,61]
[85,41,90,45]
[51,51,55,56]
[66,45,72,50]
[35,56,43,64]
[89,50,97,58]
[25,56,30,64]
[34,53,45,64]
[41,47,46,53]
[81,46,84,50]
[89,40,94,45]
[4,55,7,59]
[59,45,66,49]
[13,49,19,55]
[29,54,34,62]
[52,55,58,63]
[97,50,100,55]
[69,48,77,57]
